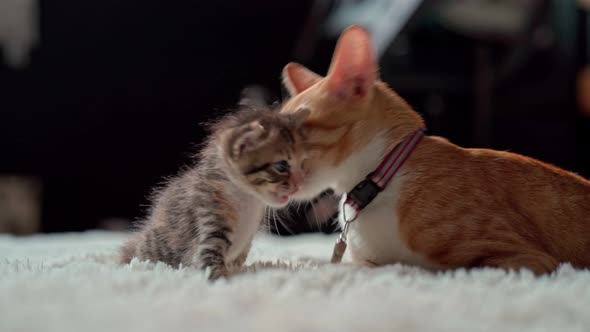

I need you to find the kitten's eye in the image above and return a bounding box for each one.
[271,160,289,173]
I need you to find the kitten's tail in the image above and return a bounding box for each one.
[119,235,140,264]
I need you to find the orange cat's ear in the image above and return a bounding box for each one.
[282,63,322,96]
[326,25,376,99]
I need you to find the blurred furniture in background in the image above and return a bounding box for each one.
[0,176,41,234]
[0,0,38,68]
[576,1,590,178]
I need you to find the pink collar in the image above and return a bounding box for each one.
[343,128,426,217]
[331,128,426,263]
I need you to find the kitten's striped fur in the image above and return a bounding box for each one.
[120,106,309,280]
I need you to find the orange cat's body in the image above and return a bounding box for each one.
[281,26,590,274]
[400,135,590,272]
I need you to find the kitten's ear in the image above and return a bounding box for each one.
[282,63,323,96]
[289,107,311,127]
[227,121,267,159]
[326,25,377,100]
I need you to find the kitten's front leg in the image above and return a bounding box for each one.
[230,240,252,269]
[189,220,234,281]
[206,262,229,281]
[197,249,229,281]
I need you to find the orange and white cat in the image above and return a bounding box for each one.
[281,25,590,274]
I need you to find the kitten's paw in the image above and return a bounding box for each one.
[206,265,229,282]
[230,252,249,269]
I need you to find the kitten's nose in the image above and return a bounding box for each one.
[289,171,304,193]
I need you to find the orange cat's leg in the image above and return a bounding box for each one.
[349,249,380,267]
[353,259,379,268]
[478,251,559,275]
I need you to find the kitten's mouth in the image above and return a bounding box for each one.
[276,194,289,203]
[270,192,290,205]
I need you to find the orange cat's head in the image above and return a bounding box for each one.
[280,26,424,199]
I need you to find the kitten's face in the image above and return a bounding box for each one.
[220,109,309,207]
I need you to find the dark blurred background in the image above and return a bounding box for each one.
[1,0,590,236]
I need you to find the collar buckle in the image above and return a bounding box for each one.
[347,175,382,211]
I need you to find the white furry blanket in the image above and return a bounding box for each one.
[1,231,589,332]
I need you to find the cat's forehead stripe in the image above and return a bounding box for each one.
[280,127,295,145]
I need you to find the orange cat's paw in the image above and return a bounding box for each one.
[349,259,380,268]
[348,251,380,267]
[479,252,559,276]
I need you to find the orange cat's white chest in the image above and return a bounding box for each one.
[338,175,434,268]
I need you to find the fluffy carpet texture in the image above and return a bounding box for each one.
[1,231,589,332]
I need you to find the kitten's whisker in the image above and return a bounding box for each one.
[262,206,271,234]
[286,200,295,210]
[301,202,314,230]
[275,207,296,235]
[271,208,281,236]
[309,201,322,231]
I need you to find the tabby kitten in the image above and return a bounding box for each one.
[280,26,590,274]
[120,106,309,280]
